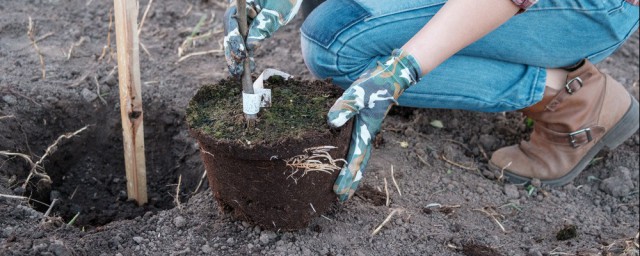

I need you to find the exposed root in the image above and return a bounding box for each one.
[27,17,46,80]
[93,76,108,105]
[191,170,207,196]
[283,146,346,183]
[174,175,183,211]
[473,206,507,233]
[0,126,89,189]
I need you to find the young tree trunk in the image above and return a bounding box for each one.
[236,0,256,128]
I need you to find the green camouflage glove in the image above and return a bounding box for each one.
[328,49,422,202]
[223,0,302,76]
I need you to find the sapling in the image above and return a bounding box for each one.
[236,0,256,128]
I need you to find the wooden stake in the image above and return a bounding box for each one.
[236,0,257,127]
[114,0,147,205]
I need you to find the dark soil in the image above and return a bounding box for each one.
[188,77,352,230]
[462,243,502,256]
[0,1,638,255]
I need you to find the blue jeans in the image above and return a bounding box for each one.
[301,0,639,112]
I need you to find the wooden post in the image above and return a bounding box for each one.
[114,0,147,205]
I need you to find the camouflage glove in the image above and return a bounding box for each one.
[328,49,422,201]
[223,0,303,76]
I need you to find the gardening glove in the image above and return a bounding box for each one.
[328,49,422,202]
[223,0,303,76]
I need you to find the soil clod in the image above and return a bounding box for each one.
[556,224,578,241]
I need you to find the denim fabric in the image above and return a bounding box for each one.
[301,0,639,112]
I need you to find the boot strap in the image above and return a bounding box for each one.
[545,77,584,111]
[534,124,605,148]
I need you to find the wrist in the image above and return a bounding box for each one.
[390,49,422,88]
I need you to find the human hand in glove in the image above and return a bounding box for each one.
[223,0,303,76]
[328,49,422,201]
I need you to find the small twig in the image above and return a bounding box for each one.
[320,215,332,221]
[497,161,512,182]
[27,17,46,80]
[34,32,54,43]
[384,178,390,207]
[473,207,507,233]
[440,154,477,171]
[371,208,403,236]
[415,151,431,167]
[0,115,15,120]
[0,193,50,207]
[69,63,99,87]
[139,41,153,59]
[309,203,316,213]
[69,186,78,200]
[191,170,207,196]
[93,76,108,105]
[174,175,183,210]
[99,8,114,63]
[6,88,42,107]
[178,15,208,57]
[176,49,222,63]
[43,198,58,218]
[138,0,154,36]
[182,4,193,17]
[390,165,401,196]
[67,212,80,226]
[67,37,86,60]
[442,139,472,153]
[476,142,489,161]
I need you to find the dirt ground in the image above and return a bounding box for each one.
[1,1,638,255]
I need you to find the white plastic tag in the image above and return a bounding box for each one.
[242,69,292,115]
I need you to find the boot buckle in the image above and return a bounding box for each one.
[569,128,592,148]
[564,77,583,94]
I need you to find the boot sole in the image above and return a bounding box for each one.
[494,95,639,187]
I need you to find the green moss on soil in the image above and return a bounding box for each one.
[186,76,343,143]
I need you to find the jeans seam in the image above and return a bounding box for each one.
[362,1,446,22]
[587,19,639,61]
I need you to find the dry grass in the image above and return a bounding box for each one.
[601,232,639,256]
[371,208,404,236]
[27,17,46,80]
[390,165,401,196]
[440,154,477,171]
[283,146,346,183]
[473,206,507,233]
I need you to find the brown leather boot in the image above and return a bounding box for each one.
[490,59,639,186]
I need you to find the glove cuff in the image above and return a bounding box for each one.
[391,49,422,87]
